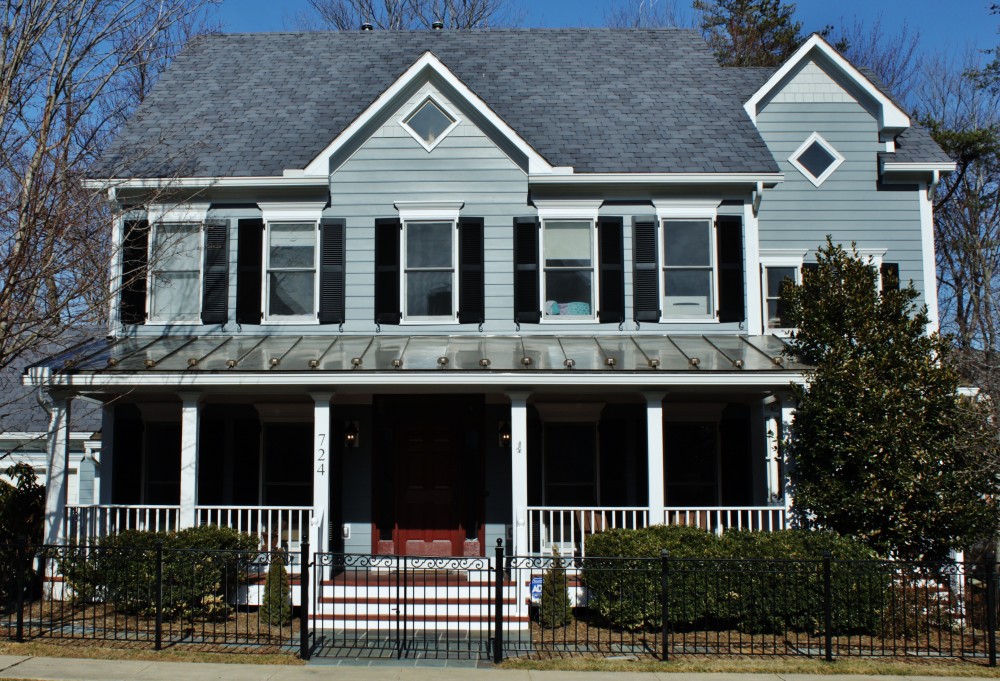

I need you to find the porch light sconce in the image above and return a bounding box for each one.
[689,357,700,368]
[498,422,512,448]
[344,421,359,449]
[564,358,575,369]
[648,358,660,369]
[144,359,156,369]
[391,359,403,369]
[187,357,198,368]
[437,356,449,367]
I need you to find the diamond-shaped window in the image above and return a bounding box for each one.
[789,133,844,186]
[402,97,457,151]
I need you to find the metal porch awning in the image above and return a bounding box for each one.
[24,334,808,388]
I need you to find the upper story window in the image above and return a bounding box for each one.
[265,222,317,321]
[148,222,202,323]
[763,265,799,330]
[403,220,457,322]
[400,95,459,151]
[662,219,715,321]
[789,132,844,187]
[542,220,596,320]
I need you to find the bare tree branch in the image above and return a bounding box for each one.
[300,0,521,30]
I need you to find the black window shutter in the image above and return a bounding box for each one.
[880,262,900,291]
[458,217,485,325]
[119,219,149,325]
[598,216,625,324]
[513,217,540,324]
[235,218,263,325]
[716,215,745,324]
[374,218,401,325]
[319,218,346,324]
[201,219,229,324]
[632,216,659,322]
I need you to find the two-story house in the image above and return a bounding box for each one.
[26,29,953,561]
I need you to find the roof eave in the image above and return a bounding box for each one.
[81,175,330,191]
[528,172,783,187]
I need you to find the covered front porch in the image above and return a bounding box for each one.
[30,334,805,557]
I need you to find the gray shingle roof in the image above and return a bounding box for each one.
[93,29,780,177]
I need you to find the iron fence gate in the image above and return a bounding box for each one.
[3,540,1000,665]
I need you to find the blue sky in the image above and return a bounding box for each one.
[217,0,996,58]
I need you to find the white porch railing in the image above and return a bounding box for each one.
[64,504,180,545]
[527,505,790,556]
[195,505,312,553]
[664,506,788,534]
[62,504,313,551]
[528,507,649,558]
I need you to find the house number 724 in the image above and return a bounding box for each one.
[317,433,326,475]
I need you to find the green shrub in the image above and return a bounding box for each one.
[538,548,572,628]
[0,464,44,607]
[582,526,886,634]
[61,525,260,621]
[261,551,292,627]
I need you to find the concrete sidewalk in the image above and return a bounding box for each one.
[0,656,992,681]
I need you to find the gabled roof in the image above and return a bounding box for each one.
[92,29,780,179]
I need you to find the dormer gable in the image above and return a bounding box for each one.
[744,33,910,133]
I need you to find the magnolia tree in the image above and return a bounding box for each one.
[783,240,1000,560]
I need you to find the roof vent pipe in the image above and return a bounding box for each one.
[361,22,373,31]
[432,20,444,30]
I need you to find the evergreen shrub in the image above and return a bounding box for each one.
[261,550,292,627]
[538,547,571,628]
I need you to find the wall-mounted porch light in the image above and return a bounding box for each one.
[344,421,360,449]
[498,421,511,448]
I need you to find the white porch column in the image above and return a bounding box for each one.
[98,402,115,505]
[508,392,530,556]
[178,393,200,529]
[764,400,781,503]
[645,393,666,526]
[779,393,796,512]
[44,395,72,544]
[311,392,334,556]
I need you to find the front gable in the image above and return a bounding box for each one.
[302,51,555,178]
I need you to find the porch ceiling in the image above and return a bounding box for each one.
[25,335,808,390]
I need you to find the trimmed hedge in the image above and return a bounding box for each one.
[61,525,260,621]
[583,526,886,634]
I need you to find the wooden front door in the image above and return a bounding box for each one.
[376,397,484,556]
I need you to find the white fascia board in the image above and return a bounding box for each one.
[882,162,957,173]
[529,173,783,186]
[302,51,554,176]
[744,34,910,130]
[25,369,805,389]
[81,176,329,190]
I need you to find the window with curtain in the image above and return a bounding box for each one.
[542,220,594,319]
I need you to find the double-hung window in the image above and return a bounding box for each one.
[266,223,317,321]
[148,222,202,323]
[541,220,596,320]
[763,265,799,330]
[661,219,715,321]
[403,220,457,322]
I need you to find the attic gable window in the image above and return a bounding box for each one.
[401,96,458,151]
[789,132,844,186]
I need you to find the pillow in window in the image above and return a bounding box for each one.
[564,301,590,316]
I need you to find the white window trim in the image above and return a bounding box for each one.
[258,204,324,324]
[399,218,460,324]
[652,200,721,324]
[857,248,887,289]
[399,93,461,152]
[146,221,205,325]
[760,251,806,335]
[789,132,845,187]
[539,218,600,324]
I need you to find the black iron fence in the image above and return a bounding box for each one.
[2,540,998,665]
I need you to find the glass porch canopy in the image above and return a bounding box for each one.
[27,335,805,378]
